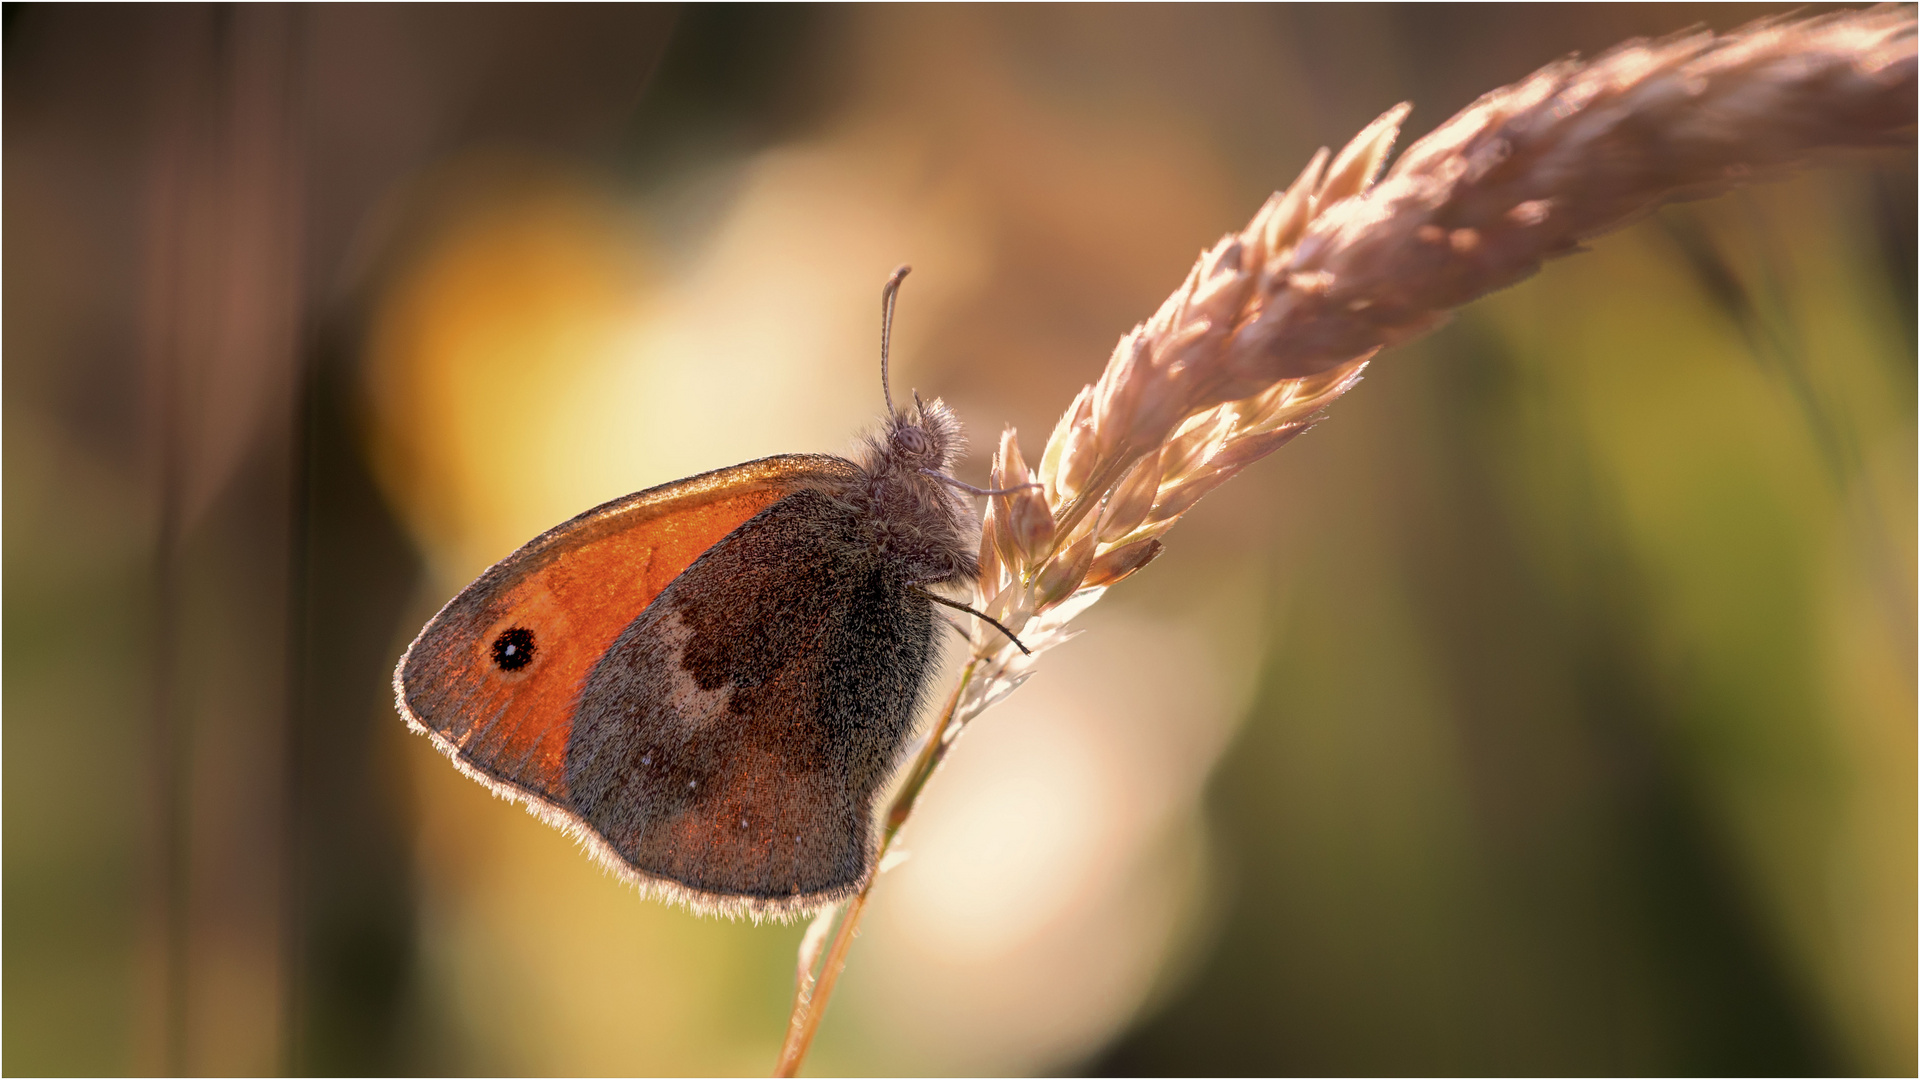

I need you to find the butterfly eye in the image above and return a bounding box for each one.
[896,426,929,455]
[490,627,537,672]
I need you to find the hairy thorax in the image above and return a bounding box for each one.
[846,399,980,588]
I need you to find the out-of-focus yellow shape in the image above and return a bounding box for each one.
[363,170,653,581]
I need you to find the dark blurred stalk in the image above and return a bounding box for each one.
[1657,201,1916,676]
[138,6,307,1071]
[147,182,191,1080]
[140,13,214,1071]
[1655,207,1853,483]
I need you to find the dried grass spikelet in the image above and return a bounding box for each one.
[953,5,1916,729]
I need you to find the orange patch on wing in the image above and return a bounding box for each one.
[397,455,858,806]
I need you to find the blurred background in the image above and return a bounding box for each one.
[6,4,1912,1075]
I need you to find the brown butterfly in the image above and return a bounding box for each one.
[394,267,1026,918]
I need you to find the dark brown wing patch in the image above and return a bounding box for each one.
[565,488,938,907]
[395,455,859,809]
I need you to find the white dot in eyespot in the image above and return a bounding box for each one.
[641,754,652,766]
[739,818,748,829]
[687,780,697,790]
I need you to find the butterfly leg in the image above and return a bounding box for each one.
[910,586,1032,656]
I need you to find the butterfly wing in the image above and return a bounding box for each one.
[395,453,860,827]
[563,487,937,912]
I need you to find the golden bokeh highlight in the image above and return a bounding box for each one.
[363,171,657,579]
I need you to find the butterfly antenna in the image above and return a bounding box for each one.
[880,265,911,417]
[919,469,1042,497]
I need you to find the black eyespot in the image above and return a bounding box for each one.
[491,627,536,672]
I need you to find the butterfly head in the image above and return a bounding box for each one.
[856,392,965,492]
[884,392,962,471]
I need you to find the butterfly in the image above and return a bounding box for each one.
[394,267,1027,918]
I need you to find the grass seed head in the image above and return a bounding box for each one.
[951,4,1914,730]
